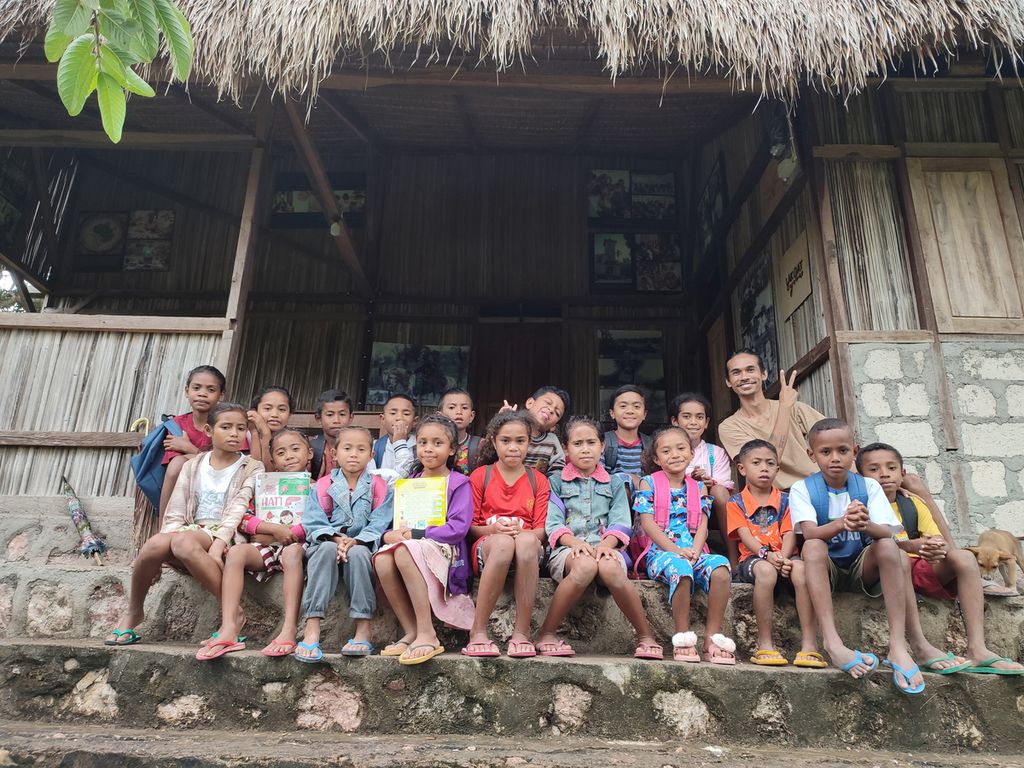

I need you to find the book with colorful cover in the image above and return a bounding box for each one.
[394,476,448,530]
[255,472,310,527]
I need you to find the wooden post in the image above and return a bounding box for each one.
[217,100,275,382]
[10,271,35,312]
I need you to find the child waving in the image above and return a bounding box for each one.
[374,414,475,665]
[634,427,735,664]
[538,417,661,659]
[463,411,550,658]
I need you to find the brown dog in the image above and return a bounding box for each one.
[966,530,1023,594]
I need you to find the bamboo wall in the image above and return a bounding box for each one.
[0,327,220,495]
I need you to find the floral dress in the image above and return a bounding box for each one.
[632,480,730,603]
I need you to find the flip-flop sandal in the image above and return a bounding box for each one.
[751,649,789,666]
[196,638,245,661]
[261,639,298,658]
[537,640,576,657]
[982,585,1017,597]
[461,641,500,658]
[399,644,445,666]
[104,629,141,647]
[672,631,700,663]
[962,656,1024,675]
[883,659,926,695]
[381,641,411,657]
[703,633,737,666]
[921,651,972,675]
[793,651,829,669]
[506,639,537,658]
[838,650,879,676]
[341,639,375,657]
[634,642,664,661]
[293,641,324,664]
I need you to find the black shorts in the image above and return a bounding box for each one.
[735,555,795,594]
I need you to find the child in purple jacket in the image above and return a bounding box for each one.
[373,414,474,665]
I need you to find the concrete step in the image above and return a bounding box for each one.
[2,640,1023,753]
[0,721,1019,768]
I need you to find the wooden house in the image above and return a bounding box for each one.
[0,2,1022,538]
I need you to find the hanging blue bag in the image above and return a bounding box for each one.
[130,419,184,509]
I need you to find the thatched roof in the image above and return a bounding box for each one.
[3,0,1023,101]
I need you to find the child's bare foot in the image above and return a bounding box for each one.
[826,643,877,679]
[462,631,500,657]
[261,635,298,657]
[105,610,145,645]
[968,647,1024,672]
[912,640,967,672]
[382,634,415,656]
[793,648,828,668]
[402,632,442,661]
[506,631,536,658]
[886,649,924,691]
[634,635,663,660]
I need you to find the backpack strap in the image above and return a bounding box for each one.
[315,475,332,513]
[602,433,618,470]
[640,432,652,450]
[526,467,537,495]
[371,474,387,509]
[467,436,482,471]
[310,435,326,479]
[895,493,920,541]
[165,418,184,438]
[805,474,831,527]
[684,475,703,535]
[847,472,869,507]
[651,471,671,530]
[372,436,387,468]
[483,463,492,493]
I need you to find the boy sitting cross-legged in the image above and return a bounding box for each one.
[790,418,925,695]
[858,443,1024,676]
[726,439,824,668]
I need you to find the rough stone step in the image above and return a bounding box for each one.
[4,554,1023,664]
[2,640,1022,753]
[0,721,1018,768]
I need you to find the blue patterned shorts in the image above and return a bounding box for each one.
[646,549,730,603]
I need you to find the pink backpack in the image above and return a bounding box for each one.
[315,473,387,515]
[628,470,706,579]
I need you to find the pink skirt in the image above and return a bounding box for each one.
[376,539,475,630]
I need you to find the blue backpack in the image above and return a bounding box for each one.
[130,419,184,509]
[805,472,871,564]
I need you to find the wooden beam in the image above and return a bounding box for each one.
[0,129,256,151]
[167,85,254,135]
[218,99,276,379]
[0,313,229,333]
[0,431,141,448]
[10,271,36,312]
[569,98,603,153]
[904,142,1003,158]
[764,336,831,398]
[454,94,481,152]
[0,250,50,293]
[835,330,935,343]
[282,99,373,297]
[812,145,902,161]
[319,93,384,150]
[29,149,62,277]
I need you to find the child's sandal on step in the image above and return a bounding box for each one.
[703,634,737,665]
[672,631,700,663]
[751,648,788,666]
[793,651,828,668]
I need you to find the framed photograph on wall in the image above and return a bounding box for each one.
[590,232,634,287]
[733,251,779,387]
[74,212,128,272]
[587,169,631,221]
[634,233,683,292]
[631,172,676,224]
[596,329,668,423]
[366,343,470,408]
[270,172,366,229]
[693,153,728,274]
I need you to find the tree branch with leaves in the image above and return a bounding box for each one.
[45,0,194,143]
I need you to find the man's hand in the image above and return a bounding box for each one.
[778,369,799,409]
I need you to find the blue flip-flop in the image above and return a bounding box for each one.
[838,650,879,675]
[293,641,324,664]
[883,659,926,695]
[341,639,375,657]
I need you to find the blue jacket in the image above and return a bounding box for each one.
[545,467,633,551]
[302,469,393,552]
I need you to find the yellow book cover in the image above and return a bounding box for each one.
[394,476,448,530]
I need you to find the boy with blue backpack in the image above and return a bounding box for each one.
[790,418,925,695]
[726,439,823,668]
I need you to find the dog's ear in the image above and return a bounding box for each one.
[965,546,980,555]
[999,552,1016,561]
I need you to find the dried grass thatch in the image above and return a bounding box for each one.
[2,1,1023,102]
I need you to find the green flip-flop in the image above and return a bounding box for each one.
[920,651,972,675]
[963,656,1024,675]
[104,628,141,646]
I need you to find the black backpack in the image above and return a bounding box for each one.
[602,431,652,471]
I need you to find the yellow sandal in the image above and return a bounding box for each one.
[793,651,828,668]
[751,648,789,666]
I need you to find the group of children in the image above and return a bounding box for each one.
[107,362,1023,692]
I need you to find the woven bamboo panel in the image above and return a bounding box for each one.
[826,161,919,331]
[899,90,993,144]
[797,358,835,417]
[1007,90,1024,149]
[811,92,889,145]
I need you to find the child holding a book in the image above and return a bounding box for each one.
[463,411,550,658]
[538,417,662,659]
[296,426,393,662]
[197,428,313,660]
[374,414,475,665]
[247,386,294,466]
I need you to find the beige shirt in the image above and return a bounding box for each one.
[718,400,826,490]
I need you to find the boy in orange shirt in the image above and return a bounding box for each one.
[727,439,823,668]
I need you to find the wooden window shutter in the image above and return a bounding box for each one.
[905,158,1024,333]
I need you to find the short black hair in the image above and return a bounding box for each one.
[607,385,646,410]
[725,348,765,375]
[531,385,571,414]
[563,415,604,442]
[270,427,311,450]
[736,438,778,462]
[807,417,853,447]
[251,386,295,411]
[186,365,226,392]
[315,389,352,414]
[383,392,416,410]
[208,402,247,426]
[439,387,474,409]
[669,392,712,421]
[856,442,903,473]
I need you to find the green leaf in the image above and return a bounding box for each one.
[56,33,99,116]
[105,41,142,67]
[80,0,101,10]
[98,8,149,62]
[98,44,127,86]
[51,0,80,28]
[123,66,156,97]
[63,3,93,37]
[153,0,192,81]
[124,0,159,59]
[96,72,127,143]
[44,26,74,63]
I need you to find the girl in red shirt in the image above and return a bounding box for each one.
[463,411,550,658]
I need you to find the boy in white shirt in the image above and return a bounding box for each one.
[789,418,925,695]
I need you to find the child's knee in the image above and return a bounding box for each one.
[710,565,731,586]
[309,541,338,561]
[568,556,599,585]
[790,560,805,583]
[169,534,200,559]
[485,534,515,562]
[282,544,304,565]
[874,537,900,563]
[948,548,979,573]
[801,539,827,561]
[347,545,372,567]
[597,557,626,585]
[514,536,540,564]
[754,561,778,586]
[139,533,171,558]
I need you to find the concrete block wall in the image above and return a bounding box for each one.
[849,342,1024,541]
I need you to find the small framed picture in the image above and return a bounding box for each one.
[590,232,634,287]
[587,169,631,221]
[124,240,171,271]
[631,194,677,222]
[634,233,683,292]
[270,172,366,229]
[74,212,128,271]
[127,209,175,240]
